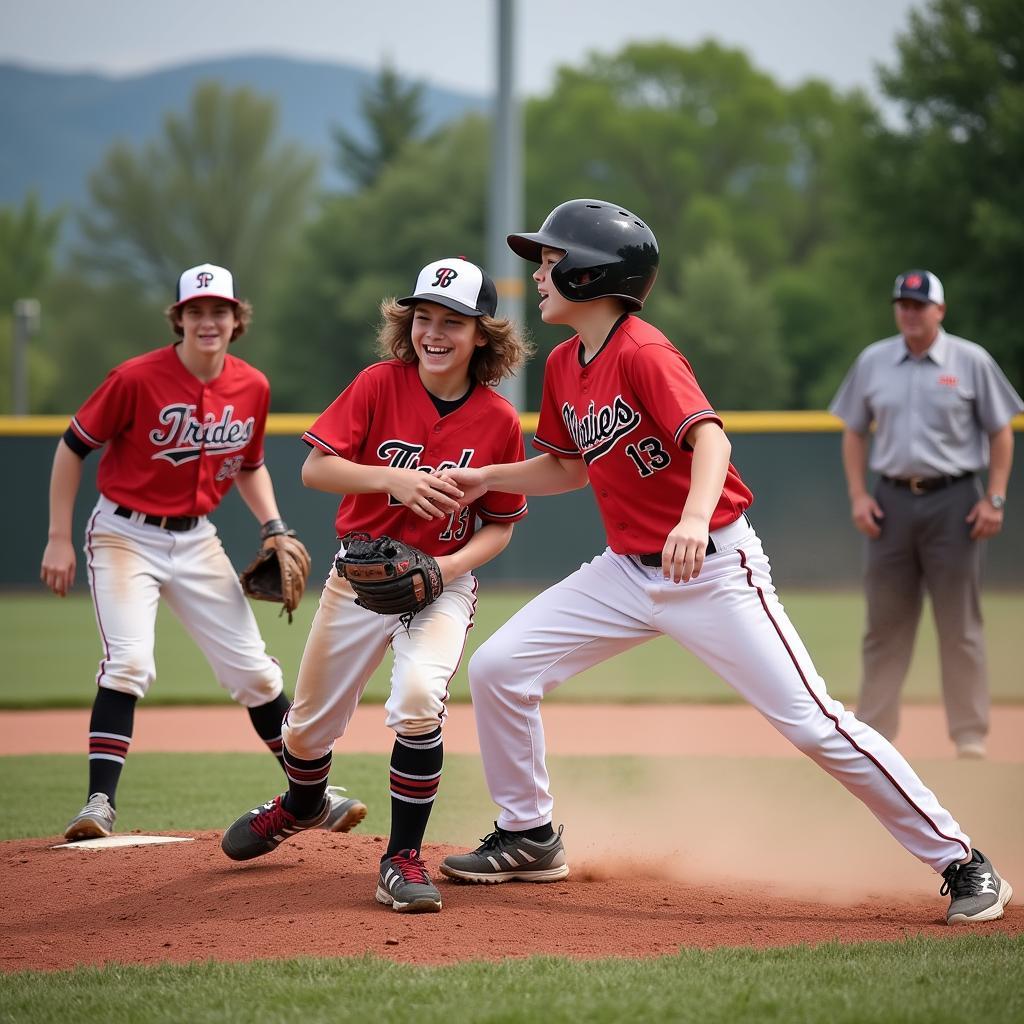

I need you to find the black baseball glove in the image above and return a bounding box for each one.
[335,532,443,620]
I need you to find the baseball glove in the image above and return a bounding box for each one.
[239,519,312,623]
[335,532,443,620]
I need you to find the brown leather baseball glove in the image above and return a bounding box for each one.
[239,519,311,623]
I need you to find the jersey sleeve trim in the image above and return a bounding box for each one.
[62,427,92,459]
[478,500,528,523]
[673,410,721,446]
[69,416,105,449]
[240,456,266,471]
[532,434,582,458]
[301,430,340,456]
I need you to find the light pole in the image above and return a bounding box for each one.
[12,298,41,415]
[489,0,526,409]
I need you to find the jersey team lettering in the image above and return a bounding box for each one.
[378,440,475,506]
[149,403,256,465]
[561,395,641,464]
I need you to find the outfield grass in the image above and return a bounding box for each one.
[0,753,469,842]
[2,937,1023,1024]
[4,589,1023,708]
[4,751,1022,859]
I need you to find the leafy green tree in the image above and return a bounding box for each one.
[268,116,491,409]
[260,39,907,412]
[0,193,63,309]
[275,41,877,411]
[843,0,1024,389]
[516,41,874,406]
[523,42,868,284]
[30,269,159,413]
[0,194,63,411]
[332,64,425,189]
[768,255,877,409]
[76,83,319,315]
[647,242,791,409]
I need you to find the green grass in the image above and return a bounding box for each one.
[2,938,1022,1023]
[4,751,1022,857]
[4,589,1024,708]
[0,753,489,843]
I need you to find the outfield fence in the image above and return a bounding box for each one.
[5,412,1022,588]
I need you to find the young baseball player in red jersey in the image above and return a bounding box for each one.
[221,257,531,913]
[41,263,364,842]
[437,200,1012,926]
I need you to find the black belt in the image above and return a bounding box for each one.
[881,472,974,495]
[637,537,716,566]
[114,505,199,531]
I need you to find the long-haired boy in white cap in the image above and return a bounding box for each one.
[221,256,533,914]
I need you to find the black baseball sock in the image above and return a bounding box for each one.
[504,823,555,843]
[281,745,331,820]
[385,727,442,859]
[86,687,137,808]
[247,692,291,771]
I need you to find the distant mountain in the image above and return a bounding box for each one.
[0,56,488,214]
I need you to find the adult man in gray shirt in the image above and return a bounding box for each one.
[830,270,1022,759]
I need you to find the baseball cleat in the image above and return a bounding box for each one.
[63,792,116,841]
[439,823,569,884]
[376,849,442,913]
[221,793,332,861]
[319,786,368,834]
[941,848,1013,924]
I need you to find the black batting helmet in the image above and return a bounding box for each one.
[507,199,659,310]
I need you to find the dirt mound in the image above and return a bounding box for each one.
[5,831,1020,971]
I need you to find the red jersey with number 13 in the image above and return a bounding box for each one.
[68,344,269,517]
[533,316,752,553]
[303,360,528,555]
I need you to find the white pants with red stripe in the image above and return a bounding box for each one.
[85,495,283,706]
[469,517,971,874]
[282,556,478,759]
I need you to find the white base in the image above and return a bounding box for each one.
[52,835,196,850]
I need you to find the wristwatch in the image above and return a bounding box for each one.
[988,494,1006,511]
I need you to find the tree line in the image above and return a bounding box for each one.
[1,0,1020,414]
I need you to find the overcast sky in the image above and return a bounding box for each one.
[5,0,920,98]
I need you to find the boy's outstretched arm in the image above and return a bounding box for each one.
[440,453,588,506]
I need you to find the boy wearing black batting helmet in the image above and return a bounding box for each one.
[437,199,1012,926]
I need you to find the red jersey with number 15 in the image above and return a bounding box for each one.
[534,315,752,554]
[302,360,528,555]
[68,345,269,517]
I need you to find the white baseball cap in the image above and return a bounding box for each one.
[173,263,240,308]
[397,257,498,317]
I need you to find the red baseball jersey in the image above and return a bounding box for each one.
[534,316,752,553]
[303,360,528,554]
[69,345,269,516]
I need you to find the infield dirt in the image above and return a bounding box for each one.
[4,704,1021,970]
[4,829,1022,972]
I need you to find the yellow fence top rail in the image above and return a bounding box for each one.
[3,412,1022,437]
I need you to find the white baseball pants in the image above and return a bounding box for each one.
[84,495,283,706]
[469,517,971,874]
[282,557,478,759]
